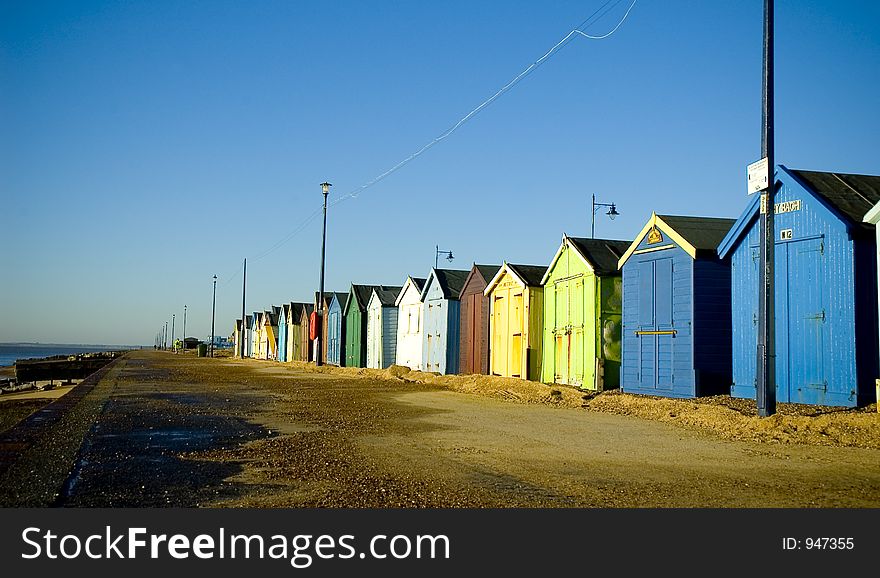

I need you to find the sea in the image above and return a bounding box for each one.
[0,343,140,367]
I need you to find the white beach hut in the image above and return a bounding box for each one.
[366,285,403,369]
[394,276,427,370]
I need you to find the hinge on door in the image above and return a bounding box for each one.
[820,241,824,255]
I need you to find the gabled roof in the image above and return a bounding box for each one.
[483,261,547,295]
[394,276,427,306]
[371,285,403,307]
[718,165,880,258]
[790,168,880,231]
[461,263,502,293]
[299,303,314,320]
[235,319,242,331]
[266,308,279,326]
[328,292,349,311]
[280,303,291,321]
[420,268,470,300]
[541,236,631,284]
[485,262,546,294]
[346,284,381,313]
[290,302,307,322]
[618,213,736,268]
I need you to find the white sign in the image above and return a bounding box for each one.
[747,157,769,194]
[780,228,793,240]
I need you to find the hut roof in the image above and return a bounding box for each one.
[791,169,880,231]
[618,213,735,268]
[372,286,403,306]
[422,268,470,300]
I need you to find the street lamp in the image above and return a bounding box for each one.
[210,274,217,358]
[183,305,187,352]
[435,245,454,269]
[591,193,619,239]
[171,314,175,352]
[316,181,331,366]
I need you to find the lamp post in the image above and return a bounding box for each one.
[171,314,175,352]
[183,305,187,352]
[210,274,217,358]
[756,0,776,417]
[164,321,168,350]
[316,182,331,366]
[435,245,454,269]
[590,193,619,238]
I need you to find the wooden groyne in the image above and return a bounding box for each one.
[13,351,125,384]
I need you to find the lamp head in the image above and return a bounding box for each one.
[607,204,619,220]
[320,182,332,194]
[446,251,454,262]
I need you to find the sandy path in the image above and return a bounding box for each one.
[4,350,878,507]
[358,391,880,507]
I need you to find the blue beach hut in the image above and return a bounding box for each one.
[618,213,736,398]
[326,292,348,366]
[717,166,880,407]
[421,268,470,374]
[277,304,290,362]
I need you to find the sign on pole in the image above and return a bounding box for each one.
[747,157,769,194]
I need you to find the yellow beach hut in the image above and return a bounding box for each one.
[483,263,547,381]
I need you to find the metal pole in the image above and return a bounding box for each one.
[171,314,175,352]
[240,258,247,358]
[164,321,168,350]
[210,275,217,358]
[183,305,187,351]
[757,0,776,417]
[591,193,596,238]
[317,182,331,366]
[435,245,439,269]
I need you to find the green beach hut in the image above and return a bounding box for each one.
[541,235,631,391]
[344,284,388,368]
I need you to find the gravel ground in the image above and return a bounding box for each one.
[2,350,878,508]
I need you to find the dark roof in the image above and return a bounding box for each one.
[429,268,470,299]
[506,264,547,286]
[410,277,427,292]
[329,292,348,310]
[349,284,379,312]
[568,237,632,275]
[657,215,736,254]
[475,264,501,283]
[267,309,279,326]
[791,169,880,231]
[373,286,403,306]
[290,302,308,321]
[299,303,314,319]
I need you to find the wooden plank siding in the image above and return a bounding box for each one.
[458,265,500,375]
[719,166,880,406]
[621,214,735,399]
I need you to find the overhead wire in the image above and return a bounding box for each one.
[217,0,637,292]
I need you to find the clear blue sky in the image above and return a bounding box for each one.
[2,0,878,345]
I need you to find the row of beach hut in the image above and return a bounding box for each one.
[233,166,880,407]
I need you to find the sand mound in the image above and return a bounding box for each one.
[229,357,880,449]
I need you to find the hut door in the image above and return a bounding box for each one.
[470,293,482,374]
[779,238,826,403]
[554,283,569,384]
[571,279,584,387]
[492,294,507,376]
[511,292,523,377]
[637,259,674,391]
[426,300,443,372]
